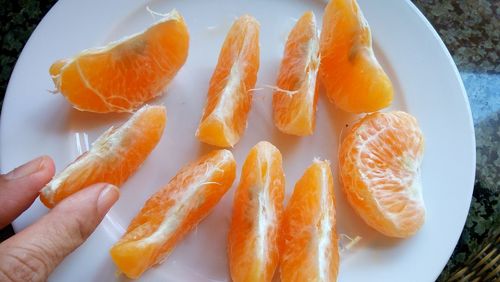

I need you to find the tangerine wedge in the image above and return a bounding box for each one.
[228,141,285,282]
[339,111,425,238]
[196,15,260,147]
[50,9,189,113]
[110,149,236,279]
[280,159,339,282]
[319,0,393,113]
[39,105,166,208]
[273,11,319,136]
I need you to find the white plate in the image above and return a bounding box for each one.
[1,0,475,281]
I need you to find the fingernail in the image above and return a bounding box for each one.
[5,156,50,180]
[97,184,120,217]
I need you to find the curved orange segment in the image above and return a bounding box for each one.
[196,15,260,147]
[280,159,339,282]
[228,141,285,282]
[50,9,189,113]
[339,111,425,238]
[273,11,319,136]
[320,0,393,113]
[110,149,236,279]
[39,105,166,208]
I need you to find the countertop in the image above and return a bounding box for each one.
[0,1,498,281]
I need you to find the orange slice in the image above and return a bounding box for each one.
[50,9,189,113]
[280,159,339,282]
[273,11,319,136]
[228,141,285,282]
[110,149,236,279]
[196,15,260,147]
[319,0,393,113]
[339,111,425,238]
[39,105,166,208]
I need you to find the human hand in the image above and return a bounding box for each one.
[0,156,120,281]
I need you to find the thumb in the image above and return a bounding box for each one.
[0,183,119,282]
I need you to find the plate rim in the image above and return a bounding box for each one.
[403,1,476,278]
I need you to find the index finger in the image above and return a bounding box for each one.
[0,156,55,228]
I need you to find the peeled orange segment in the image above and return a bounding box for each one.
[273,11,319,136]
[50,9,189,113]
[228,141,285,282]
[196,15,260,147]
[339,111,425,238]
[110,149,236,279]
[319,0,393,113]
[280,159,339,282]
[39,105,166,208]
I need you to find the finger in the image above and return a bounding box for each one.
[0,183,119,282]
[0,156,55,228]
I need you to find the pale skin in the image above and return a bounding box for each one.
[0,156,120,281]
